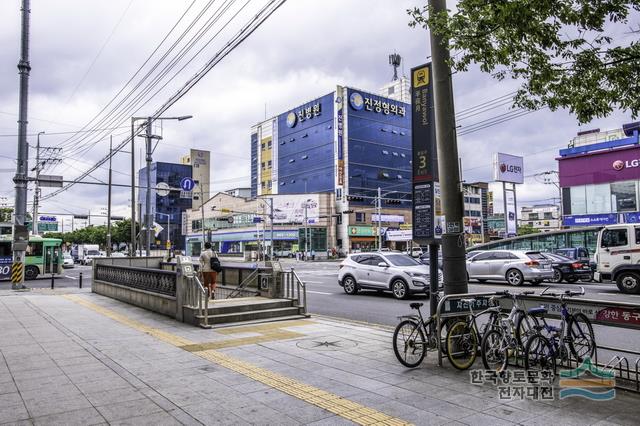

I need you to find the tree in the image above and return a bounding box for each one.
[517,224,540,236]
[409,1,640,123]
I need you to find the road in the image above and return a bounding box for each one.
[0,264,92,290]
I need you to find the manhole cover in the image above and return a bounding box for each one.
[296,336,358,351]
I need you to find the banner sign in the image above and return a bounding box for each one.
[386,229,412,241]
[371,214,405,223]
[411,63,437,183]
[505,189,517,236]
[413,182,435,240]
[563,213,618,227]
[272,194,320,224]
[493,153,524,184]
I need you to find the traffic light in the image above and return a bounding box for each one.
[385,199,402,205]
[342,210,354,214]
[346,195,365,202]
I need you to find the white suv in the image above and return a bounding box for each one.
[595,224,640,294]
[338,252,443,299]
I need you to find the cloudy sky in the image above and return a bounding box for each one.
[0,0,636,224]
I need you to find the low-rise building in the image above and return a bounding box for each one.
[519,204,561,232]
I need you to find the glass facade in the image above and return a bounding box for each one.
[346,88,411,206]
[277,93,335,194]
[566,180,639,215]
[138,162,192,250]
[250,133,258,198]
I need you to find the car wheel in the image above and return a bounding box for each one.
[391,279,409,300]
[565,276,579,283]
[342,275,358,295]
[552,268,563,283]
[506,269,524,286]
[24,265,39,280]
[616,272,640,294]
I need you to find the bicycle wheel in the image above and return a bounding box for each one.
[567,313,596,362]
[524,334,556,379]
[481,329,508,372]
[446,320,478,370]
[393,320,426,368]
[515,312,539,348]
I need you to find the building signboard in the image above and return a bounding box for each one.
[272,194,320,224]
[493,153,524,184]
[413,182,435,240]
[348,91,406,116]
[286,103,321,128]
[559,145,640,187]
[411,63,437,183]
[336,86,345,186]
[371,214,405,223]
[563,213,618,227]
[386,229,412,241]
[348,226,375,237]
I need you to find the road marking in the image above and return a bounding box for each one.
[307,290,334,295]
[64,275,78,280]
[302,280,325,284]
[62,295,411,426]
[597,292,640,298]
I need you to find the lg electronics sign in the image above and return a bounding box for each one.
[613,159,640,171]
[493,152,524,184]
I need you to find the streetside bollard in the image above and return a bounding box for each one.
[79,272,83,289]
[50,272,54,289]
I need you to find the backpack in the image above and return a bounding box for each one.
[209,254,222,272]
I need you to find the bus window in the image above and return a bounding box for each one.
[26,242,43,257]
[0,241,11,257]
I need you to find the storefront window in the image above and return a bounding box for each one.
[570,186,586,215]
[585,183,611,214]
[611,181,637,212]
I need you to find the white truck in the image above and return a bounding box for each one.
[77,244,100,265]
[595,224,640,294]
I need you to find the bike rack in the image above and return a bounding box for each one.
[435,291,506,367]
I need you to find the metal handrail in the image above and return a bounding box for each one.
[290,268,307,315]
[183,275,208,327]
[228,268,259,298]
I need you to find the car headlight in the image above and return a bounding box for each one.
[408,272,428,278]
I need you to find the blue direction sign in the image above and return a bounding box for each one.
[180,177,195,191]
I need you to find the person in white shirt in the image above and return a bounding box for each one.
[199,242,218,299]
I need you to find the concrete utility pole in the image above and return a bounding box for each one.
[304,203,309,256]
[144,117,153,256]
[106,137,113,256]
[130,118,136,256]
[32,131,44,235]
[12,0,31,289]
[377,187,382,250]
[268,198,274,260]
[429,0,467,294]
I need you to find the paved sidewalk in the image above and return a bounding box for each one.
[0,289,638,426]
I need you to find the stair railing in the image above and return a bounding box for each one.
[227,268,259,299]
[283,268,307,315]
[184,274,209,327]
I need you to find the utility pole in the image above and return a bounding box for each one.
[137,202,143,255]
[200,183,206,246]
[106,136,113,256]
[429,0,467,294]
[269,198,274,260]
[12,0,31,289]
[130,118,136,256]
[145,117,153,257]
[377,187,382,250]
[304,203,309,257]
[32,131,44,235]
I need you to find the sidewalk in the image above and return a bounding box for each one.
[0,289,638,426]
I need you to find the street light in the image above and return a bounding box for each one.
[373,187,399,251]
[130,115,192,257]
[155,212,171,258]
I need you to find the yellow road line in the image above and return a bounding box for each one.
[63,295,412,426]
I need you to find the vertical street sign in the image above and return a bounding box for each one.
[411,63,437,242]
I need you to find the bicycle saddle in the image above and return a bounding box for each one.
[528,306,547,315]
[410,302,423,310]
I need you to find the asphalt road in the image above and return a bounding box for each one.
[0,264,92,290]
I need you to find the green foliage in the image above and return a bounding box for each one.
[409,1,640,123]
[517,224,540,236]
[0,208,12,223]
[42,219,138,247]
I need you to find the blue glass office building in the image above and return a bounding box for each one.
[251,86,411,250]
[138,162,192,250]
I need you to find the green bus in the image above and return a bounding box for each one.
[0,235,64,280]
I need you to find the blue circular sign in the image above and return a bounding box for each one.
[349,92,364,110]
[286,111,297,128]
[180,177,195,191]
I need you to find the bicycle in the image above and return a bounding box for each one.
[524,286,596,376]
[393,302,445,368]
[481,290,539,372]
[445,296,503,370]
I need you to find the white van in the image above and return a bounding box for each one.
[595,224,640,294]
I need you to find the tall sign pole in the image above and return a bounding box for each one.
[429,0,467,294]
[106,137,113,256]
[12,0,32,289]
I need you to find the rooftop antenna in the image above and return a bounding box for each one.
[389,53,401,81]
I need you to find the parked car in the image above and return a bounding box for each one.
[274,250,293,258]
[408,247,423,258]
[83,250,102,265]
[595,224,640,293]
[338,252,443,299]
[540,252,592,283]
[62,253,74,268]
[554,247,595,279]
[110,252,126,257]
[466,250,554,286]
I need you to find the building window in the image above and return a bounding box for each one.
[261,162,265,170]
[355,212,366,223]
[267,160,272,168]
[289,159,295,163]
[382,150,389,155]
[543,212,553,219]
[261,143,265,150]
[267,140,272,148]
[611,181,637,212]
[301,155,308,160]
[570,186,587,215]
[586,183,611,214]
[529,213,539,220]
[261,182,265,189]
[268,180,272,189]
[388,86,395,95]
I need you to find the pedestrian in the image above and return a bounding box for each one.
[311,249,315,261]
[199,242,221,300]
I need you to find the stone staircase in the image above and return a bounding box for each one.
[182,297,308,328]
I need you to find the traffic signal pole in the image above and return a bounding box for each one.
[429,0,468,294]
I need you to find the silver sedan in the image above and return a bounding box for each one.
[466,250,554,286]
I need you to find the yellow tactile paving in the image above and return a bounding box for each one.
[216,319,315,334]
[62,295,413,426]
[181,330,304,351]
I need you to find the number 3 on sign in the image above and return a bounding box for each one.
[419,154,427,169]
